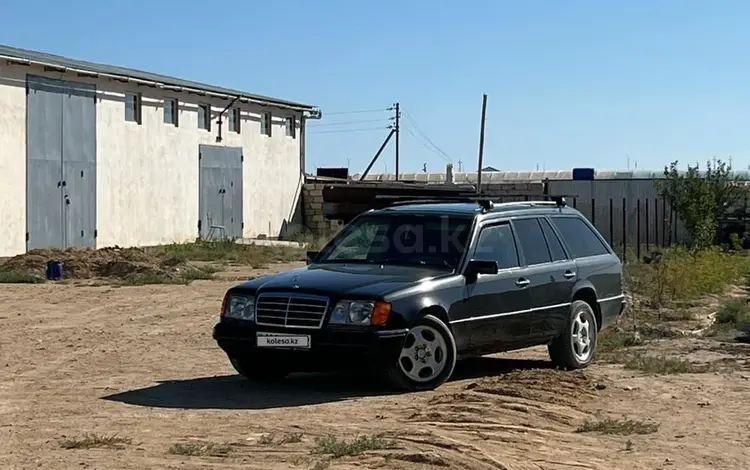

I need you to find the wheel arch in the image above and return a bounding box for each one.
[572,286,601,330]
[417,305,452,330]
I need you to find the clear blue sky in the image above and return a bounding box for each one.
[3,0,750,174]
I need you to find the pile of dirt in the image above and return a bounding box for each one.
[0,246,198,282]
[462,369,604,407]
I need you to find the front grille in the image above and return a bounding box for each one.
[255,292,329,329]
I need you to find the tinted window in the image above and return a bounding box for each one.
[512,218,552,265]
[540,218,567,261]
[474,223,519,269]
[318,214,472,269]
[550,216,609,258]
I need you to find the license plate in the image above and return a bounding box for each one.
[257,332,311,349]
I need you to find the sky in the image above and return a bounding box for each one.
[2,0,750,174]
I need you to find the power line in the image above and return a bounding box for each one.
[307,126,389,135]
[401,110,452,162]
[321,108,390,116]
[308,118,391,128]
[402,126,451,163]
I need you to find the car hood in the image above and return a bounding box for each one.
[232,263,451,298]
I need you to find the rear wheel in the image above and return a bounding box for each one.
[230,358,290,382]
[548,300,598,369]
[385,314,457,391]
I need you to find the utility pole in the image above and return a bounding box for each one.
[476,94,488,195]
[394,102,400,180]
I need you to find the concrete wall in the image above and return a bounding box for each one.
[0,61,305,256]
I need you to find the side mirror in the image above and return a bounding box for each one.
[306,250,319,265]
[464,259,498,281]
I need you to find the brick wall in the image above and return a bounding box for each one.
[302,183,344,235]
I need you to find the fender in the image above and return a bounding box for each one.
[383,274,465,328]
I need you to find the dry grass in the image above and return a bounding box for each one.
[625,247,749,309]
[59,434,132,450]
[257,432,303,446]
[0,240,307,285]
[156,239,305,267]
[576,418,659,436]
[623,354,705,374]
[311,434,396,458]
[167,441,237,457]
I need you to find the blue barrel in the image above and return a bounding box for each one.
[46,260,63,280]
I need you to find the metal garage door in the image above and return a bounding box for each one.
[198,145,243,240]
[26,75,97,251]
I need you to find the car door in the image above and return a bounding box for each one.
[451,220,532,353]
[538,216,578,338]
[511,217,576,340]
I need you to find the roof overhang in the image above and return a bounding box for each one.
[2,54,319,115]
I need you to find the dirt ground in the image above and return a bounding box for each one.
[2,262,750,470]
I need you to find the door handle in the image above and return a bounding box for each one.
[563,270,576,279]
[516,278,530,287]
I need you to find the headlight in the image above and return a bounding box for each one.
[329,300,391,326]
[224,295,255,321]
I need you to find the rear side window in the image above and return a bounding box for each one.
[539,218,567,261]
[512,218,551,265]
[550,216,609,258]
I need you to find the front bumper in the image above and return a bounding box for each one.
[213,320,407,372]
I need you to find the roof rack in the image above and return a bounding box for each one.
[375,193,577,213]
[375,194,495,211]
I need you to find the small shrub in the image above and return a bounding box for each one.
[311,434,395,458]
[168,442,234,457]
[257,432,303,446]
[716,299,750,325]
[0,270,46,284]
[59,434,131,450]
[623,354,704,374]
[576,418,658,436]
[598,329,642,353]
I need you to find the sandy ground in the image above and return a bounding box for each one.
[2,263,750,470]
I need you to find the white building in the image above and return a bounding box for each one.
[0,44,319,257]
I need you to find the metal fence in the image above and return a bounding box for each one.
[565,196,686,261]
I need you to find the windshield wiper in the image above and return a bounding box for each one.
[377,258,454,269]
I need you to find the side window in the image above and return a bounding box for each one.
[512,218,552,265]
[474,223,519,269]
[540,218,567,261]
[550,216,609,258]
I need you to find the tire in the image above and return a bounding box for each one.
[548,300,598,369]
[385,314,457,392]
[230,358,290,382]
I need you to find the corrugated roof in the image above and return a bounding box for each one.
[0,44,316,110]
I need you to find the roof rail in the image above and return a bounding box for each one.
[375,194,495,212]
[375,193,576,212]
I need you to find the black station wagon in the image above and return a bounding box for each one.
[213,197,626,391]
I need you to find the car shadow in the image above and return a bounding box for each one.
[101,356,554,411]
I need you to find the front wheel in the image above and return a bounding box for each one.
[230,358,290,382]
[385,314,457,392]
[548,300,598,369]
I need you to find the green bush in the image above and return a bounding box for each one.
[626,247,748,307]
[715,298,750,326]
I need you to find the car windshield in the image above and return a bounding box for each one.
[316,213,473,269]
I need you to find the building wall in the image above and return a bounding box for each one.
[0,61,304,256]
